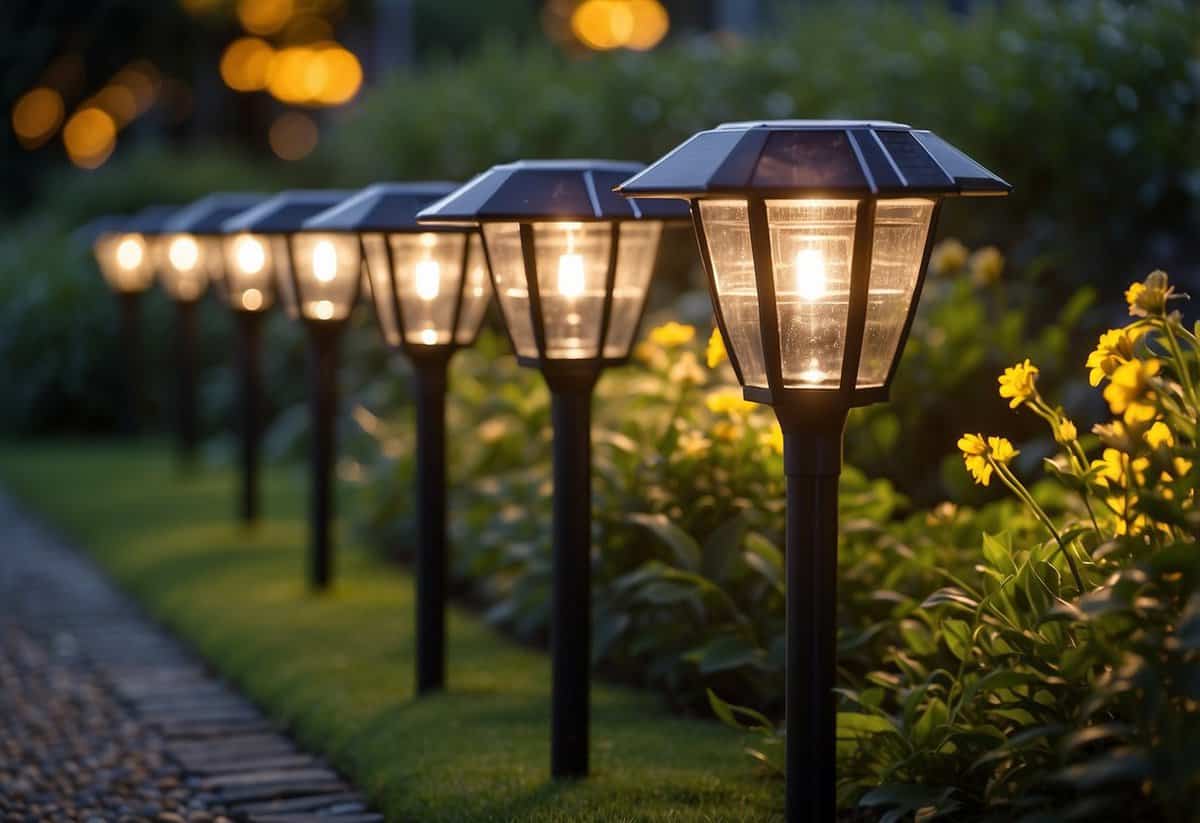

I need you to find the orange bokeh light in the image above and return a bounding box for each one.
[63,107,117,169]
[12,87,65,148]
[269,111,318,160]
[93,84,139,126]
[238,0,294,35]
[221,37,275,92]
[571,0,669,52]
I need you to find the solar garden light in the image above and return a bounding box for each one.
[304,182,493,694]
[157,194,263,468]
[418,160,688,777]
[617,120,1010,821]
[92,205,177,435]
[219,190,350,578]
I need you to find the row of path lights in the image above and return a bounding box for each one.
[85,120,1007,821]
[417,160,689,776]
[223,191,351,584]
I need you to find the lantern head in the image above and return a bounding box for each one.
[160,193,264,304]
[219,190,352,317]
[617,120,1010,418]
[416,160,688,379]
[93,205,177,294]
[303,182,493,353]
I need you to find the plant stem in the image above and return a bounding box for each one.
[991,458,1087,594]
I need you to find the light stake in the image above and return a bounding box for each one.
[92,205,177,435]
[307,182,493,693]
[618,120,1010,821]
[419,160,688,776]
[225,191,354,587]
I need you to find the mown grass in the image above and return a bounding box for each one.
[0,440,781,822]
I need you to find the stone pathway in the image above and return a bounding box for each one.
[0,493,382,823]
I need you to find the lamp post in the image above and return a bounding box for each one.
[418,160,688,777]
[157,194,263,468]
[92,205,177,435]
[617,120,1010,821]
[220,190,351,570]
[306,182,493,694]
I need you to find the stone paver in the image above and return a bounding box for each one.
[0,493,382,822]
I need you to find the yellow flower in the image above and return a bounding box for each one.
[649,321,695,349]
[1106,494,1149,536]
[706,327,728,369]
[1125,270,1173,317]
[968,246,1004,286]
[1102,358,1160,426]
[957,434,1017,487]
[1145,421,1174,449]
[998,359,1039,408]
[705,387,756,417]
[668,351,705,386]
[1054,418,1078,444]
[1092,448,1148,488]
[676,430,711,458]
[759,426,783,456]
[1086,327,1146,386]
[929,238,968,276]
[711,420,739,442]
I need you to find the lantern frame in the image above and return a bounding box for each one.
[417,160,689,385]
[617,119,1010,424]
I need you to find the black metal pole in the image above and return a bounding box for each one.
[412,351,450,694]
[547,374,596,779]
[308,324,340,591]
[782,411,847,823]
[235,310,264,525]
[174,299,199,468]
[117,291,142,436]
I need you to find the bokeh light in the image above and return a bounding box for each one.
[237,0,294,36]
[221,37,276,92]
[269,111,318,160]
[11,87,65,148]
[311,45,362,104]
[571,0,669,52]
[93,84,138,126]
[262,43,361,106]
[114,62,161,114]
[63,107,117,169]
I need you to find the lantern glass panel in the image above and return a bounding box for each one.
[291,232,360,321]
[159,233,209,301]
[481,223,538,358]
[362,233,400,347]
[222,233,275,311]
[95,233,155,293]
[856,199,935,387]
[389,232,466,347]
[602,221,662,359]
[766,199,858,388]
[454,233,492,344]
[531,221,612,359]
[697,201,767,387]
[271,236,298,317]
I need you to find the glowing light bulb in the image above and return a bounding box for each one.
[420,328,438,345]
[116,237,144,270]
[794,248,826,301]
[415,259,440,301]
[799,357,825,385]
[168,236,199,272]
[312,239,337,283]
[242,288,263,311]
[557,253,585,298]
[234,235,266,274]
[314,299,334,320]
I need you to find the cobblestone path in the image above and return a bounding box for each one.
[0,493,382,823]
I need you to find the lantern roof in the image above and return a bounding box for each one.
[416,159,690,224]
[615,120,1010,199]
[166,193,266,235]
[74,214,127,246]
[303,182,461,233]
[126,204,182,236]
[221,190,353,234]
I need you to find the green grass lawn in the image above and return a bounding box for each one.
[0,440,782,822]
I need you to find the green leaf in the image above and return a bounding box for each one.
[922,587,980,611]
[837,712,897,738]
[900,619,938,656]
[694,635,763,674]
[982,532,1016,573]
[706,689,774,733]
[626,512,702,572]
[942,619,972,661]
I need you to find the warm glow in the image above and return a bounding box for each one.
[794,248,826,301]
[572,0,669,51]
[264,43,362,106]
[312,239,338,283]
[799,358,826,385]
[116,237,144,270]
[557,253,585,298]
[12,87,64,147]
[168,236,200,271]
[113,63,160,114]
[268,111,318,160]
[93,84,137,126]
[237,0,293,35]
[420,328,438,345]
[63,107,117,169]
[314,299,334,320]
[415,259,440,301]
[220,37,275,92]
[234,235,266,274]
[313,46,362,104]
[242,288,264,311]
